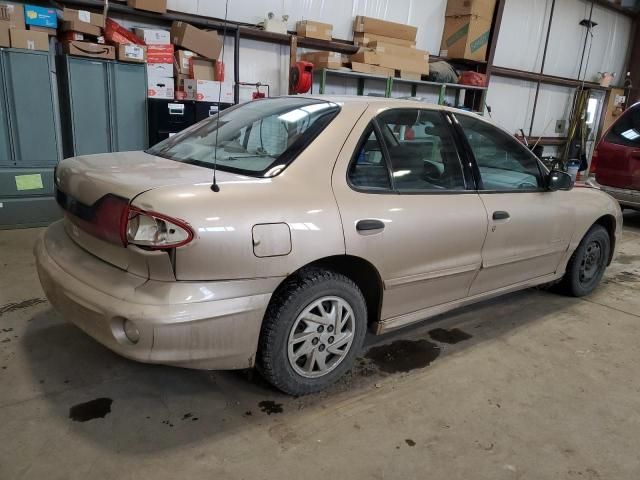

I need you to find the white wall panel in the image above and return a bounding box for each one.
[493,0,550,72]
[167,0,446,52]
[486,76,574,137]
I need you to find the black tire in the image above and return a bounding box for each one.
[257,268,367,396]
[554,225,610,297]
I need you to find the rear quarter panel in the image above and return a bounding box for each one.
[131,101,368,281]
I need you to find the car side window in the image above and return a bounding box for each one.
[605,106,640,147]
[376,109,466,192]
[456,114,543,191]
[348,128,392,191]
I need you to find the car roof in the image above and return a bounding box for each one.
[291,94,444,110]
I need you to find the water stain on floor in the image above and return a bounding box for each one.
[0,298,46,317]
[428,328,473,344]
[69,398,113,422]
[259,400,283,415]
[614,254,640,265]
[365,339,441,374]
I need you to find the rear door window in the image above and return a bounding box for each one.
[348,128,392,191]
[376,109,467,192]
[605,106,640,147]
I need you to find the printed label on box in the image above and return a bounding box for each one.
[27,40,34,50]
[78,10,91,23]
[125,45,144,60]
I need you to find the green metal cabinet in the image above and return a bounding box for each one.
[0,48,62,229]
[59,56,148,157]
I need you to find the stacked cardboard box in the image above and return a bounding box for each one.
[1,3,49,51]
[300,51,348,70]
[351,16,428,78]
[296,20,332,41]
[59,7,116,60]
[440,0,496,61]
[169,21,231,102]
[135,27,174,99]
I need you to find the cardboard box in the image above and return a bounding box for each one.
[367,41,429,61]
[300,51,346,64]
[117,44,147,63]
[128,0,167,14]
[28,25,56,36]
[351,50,429,74]
[171,21,222,60]
[174,49,199,75]
[10,29,48,50]
[0,21,9,47]
[440,15,491,61]
[147,44,174,64]
[353,16,417,41]
[191,58,216,81]
[175,73,189,90]
[445,0,496,19]
[62,8,105,28]
[350,61,394,76]
[147,75,174,99]
[62,40,115,59]
[61,20,102,37]
[106,18,145,46]
[24,5,57,28]
[60,31,84,42]
[0,2,25,29]
[134,27,170,45]
[183,79,233,102]
[296,20,332,41]
[147,62,173,77]
[396,70,422,80]
[353,32,416,48]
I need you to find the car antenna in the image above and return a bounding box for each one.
[211,0,230,193]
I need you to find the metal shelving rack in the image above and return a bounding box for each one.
[315,68,488,113]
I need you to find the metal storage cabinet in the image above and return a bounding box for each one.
[0,48,62,229]
[59,56,148,158]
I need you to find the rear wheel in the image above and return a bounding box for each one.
[258,268,367,395]
[555,225,610,297]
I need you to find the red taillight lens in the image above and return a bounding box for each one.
[124,207,194,249]
[67,194,130,246]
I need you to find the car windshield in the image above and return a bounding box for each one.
[147,97,340,177]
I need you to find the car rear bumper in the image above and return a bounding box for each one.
[35,221,282,370]
[587,178,640,209]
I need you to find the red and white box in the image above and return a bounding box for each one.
[183,79,233,102]
[147,75,174,99]
[146,63,173,77]
[147,44,174,64]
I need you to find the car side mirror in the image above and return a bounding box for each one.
[547,170,573,191]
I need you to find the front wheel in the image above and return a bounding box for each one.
[257,268,367,395]
[555,225,610,297]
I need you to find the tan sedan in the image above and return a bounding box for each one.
[35,96,622,395]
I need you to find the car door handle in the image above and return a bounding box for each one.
[492,211,510,220]
[356,219,385,232]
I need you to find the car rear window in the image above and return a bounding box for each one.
[147,97,340,177]
[605,105,640,147]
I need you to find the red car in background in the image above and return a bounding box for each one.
[590,102,640,210]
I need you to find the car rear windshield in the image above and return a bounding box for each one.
[147,97,340,177]
[605,105,640,147]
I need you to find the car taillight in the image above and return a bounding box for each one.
[124,206,194,249]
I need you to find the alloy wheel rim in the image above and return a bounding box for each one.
[579,240,603,285]
[287,296,356,379]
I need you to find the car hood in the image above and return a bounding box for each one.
[56,150,252,205]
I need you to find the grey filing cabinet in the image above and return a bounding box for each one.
[0,48,62,229]
[58,56,148,157]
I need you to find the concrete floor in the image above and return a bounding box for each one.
[1,212,639,480]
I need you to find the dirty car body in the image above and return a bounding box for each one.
[35,96,622,394]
